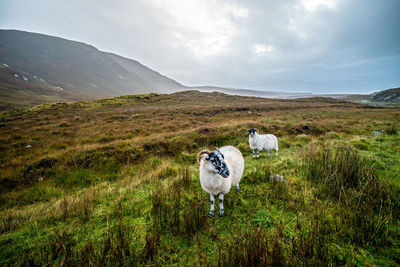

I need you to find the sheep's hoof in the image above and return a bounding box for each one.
[236,187,240,192]
[209,211,214,217]
[219,210,225,217]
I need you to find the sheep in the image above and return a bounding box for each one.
[248,128,278,159]
[196,146,244,217]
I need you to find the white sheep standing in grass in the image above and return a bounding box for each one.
[248,128,278,159]
[196,146,244,217]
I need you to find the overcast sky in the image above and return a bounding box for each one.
[1,0,399,93]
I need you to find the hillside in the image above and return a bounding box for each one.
[190,85,311,98]
[373,87,400,102]
[0,91,399,265]
[4,29,394,112]
[0,29,319,111]
[0,63,79,111]
[0,30,186,106]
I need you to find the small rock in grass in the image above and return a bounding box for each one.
[26,144,32,149]
[271,174,286,183]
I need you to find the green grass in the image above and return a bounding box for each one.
[0,91,399,265]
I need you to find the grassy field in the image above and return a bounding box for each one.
[0,90,399,266]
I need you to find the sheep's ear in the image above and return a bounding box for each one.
[247,129,251,133]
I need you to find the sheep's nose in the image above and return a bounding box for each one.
[221,169,230,178]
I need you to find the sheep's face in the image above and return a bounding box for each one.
[203,150,230,178]
[248,128,257,137]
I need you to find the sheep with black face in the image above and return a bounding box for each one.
[196,146,244,217]
[248,128,279,159]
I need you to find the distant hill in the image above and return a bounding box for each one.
[0,29,187,107]
[2,29,395,111]
[372,87,400,102]
[190,86,311,98]
[1,29,312,110]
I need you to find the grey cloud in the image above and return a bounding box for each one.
[0,0,398,93]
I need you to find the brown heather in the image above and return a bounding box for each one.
[0,91,399,266]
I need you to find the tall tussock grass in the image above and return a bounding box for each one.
[218,216,335,266]
[16,219,142,266]
[0,188,97,233]
[150,167,206,237]
[303,143,400,246]
[218,225,287,266]
[244,163,272,184]
[385,123,398,135]
[303,143,376,200]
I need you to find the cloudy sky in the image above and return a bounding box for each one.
[1,0,399,93]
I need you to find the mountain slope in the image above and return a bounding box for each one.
[0,29,186,104]
[3,29,391,111]
[0,63,76,111]
[372,87,400,102]
[107,53,185,93]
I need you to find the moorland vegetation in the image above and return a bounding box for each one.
[0,91,399,265]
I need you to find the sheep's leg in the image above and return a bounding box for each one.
[256,150,260,159]
[236,183,240,192]
[209,194,215,217]
[275,148,278,156]
[219,194,224,216]
[267,149,271,156]
[253,150,256,159]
